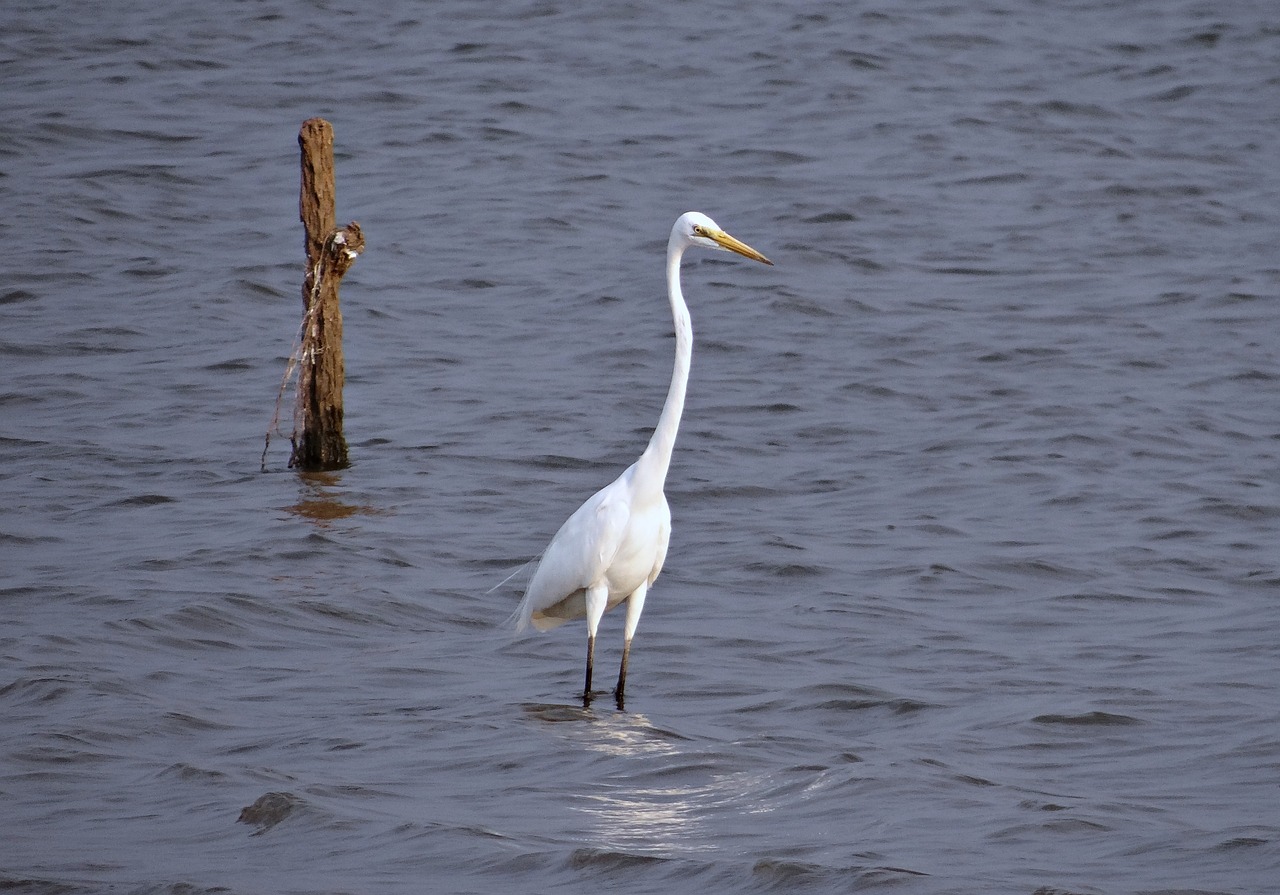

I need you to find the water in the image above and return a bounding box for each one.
[2,1,1278,892]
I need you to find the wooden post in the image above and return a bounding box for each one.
[289,117,364,470]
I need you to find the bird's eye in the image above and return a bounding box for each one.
[692,225,706,236]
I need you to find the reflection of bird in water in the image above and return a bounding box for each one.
[514,213,772,706]
[521,703,688,756]
[522,703,722,855]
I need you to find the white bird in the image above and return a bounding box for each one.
[513,212,772,706]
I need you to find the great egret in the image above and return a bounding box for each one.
[513,212,772,706]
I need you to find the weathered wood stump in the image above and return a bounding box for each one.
[289,117,364,471]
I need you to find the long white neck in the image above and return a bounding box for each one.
[633,237,692,494]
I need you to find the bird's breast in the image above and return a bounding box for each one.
[602,499,670,601]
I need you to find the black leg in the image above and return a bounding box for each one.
[614,639,631,709]
[583,632,595,704]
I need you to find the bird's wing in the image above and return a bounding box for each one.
[518,476,632,626]
[558,483,631,587]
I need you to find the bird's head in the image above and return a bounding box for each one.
[674,212,772,265]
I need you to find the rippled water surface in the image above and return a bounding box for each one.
[3,2,1279,893]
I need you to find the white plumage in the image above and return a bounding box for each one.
[513,212,772,705]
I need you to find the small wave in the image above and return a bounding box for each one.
[568,847,671,872]
[752,858,928,891]
[1032,711,1143,726]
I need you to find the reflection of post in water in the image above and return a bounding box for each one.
[284,471,385,528]
[263,118,365,472]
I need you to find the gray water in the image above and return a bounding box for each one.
[3,1,1278,893]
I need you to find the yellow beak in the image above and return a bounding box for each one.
[707,229,773,266]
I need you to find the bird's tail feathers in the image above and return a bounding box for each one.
[486,557,537,596]
[495,554,543,634]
